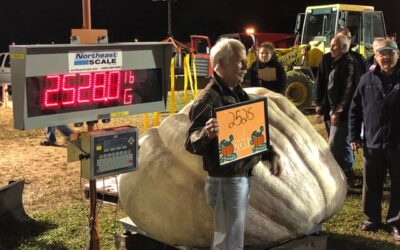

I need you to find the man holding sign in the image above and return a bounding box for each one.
[185,38,280,250]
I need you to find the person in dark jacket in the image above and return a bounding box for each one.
[349,38,400,241]
[185,38,280,250]
[315,27,366,136]
[244,42,286,94]
[315,52,335,135]
[326,34,359,181]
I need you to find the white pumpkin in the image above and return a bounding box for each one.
[118,87,346,247]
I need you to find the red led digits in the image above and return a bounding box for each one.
[40,70,135,109]
[77,73,91,103]
[93,72,107,102]
[107,71,121,100]
[43,75,61,108]
[61,74,76,106]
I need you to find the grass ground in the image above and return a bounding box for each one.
[0,94,399,249]
[308,116,399,250]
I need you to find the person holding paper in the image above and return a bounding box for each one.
[244,42,286,94]
[185,38,280,250]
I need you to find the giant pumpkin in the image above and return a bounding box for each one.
[118,87,347,247]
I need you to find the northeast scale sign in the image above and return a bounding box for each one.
[10,42,172,130]
[68,50,122,72]
[214,97,270,166]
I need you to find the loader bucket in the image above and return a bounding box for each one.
[0,180,29,222]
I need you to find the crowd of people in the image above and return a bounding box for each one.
[314,29,400,241]
[184,29,399,248]
[28,25,398,248]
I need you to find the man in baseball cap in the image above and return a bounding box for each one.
[375,38,398,53]
[349,37,400,241]
[374,38,399,74]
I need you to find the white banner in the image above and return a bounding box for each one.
[68,50,122,73]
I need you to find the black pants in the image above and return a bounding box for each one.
[363,147,400,225]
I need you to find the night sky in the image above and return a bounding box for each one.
[1,0,399,52]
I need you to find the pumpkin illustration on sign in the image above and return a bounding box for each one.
[219,134,237,164]
[251,126,267,152]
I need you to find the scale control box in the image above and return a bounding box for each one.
[70,126,139,180]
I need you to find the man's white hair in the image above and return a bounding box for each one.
[210,38,246,72]
[334,34,351,52]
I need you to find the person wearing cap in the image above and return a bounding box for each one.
[366,37,386,71]
[349,38,400,240]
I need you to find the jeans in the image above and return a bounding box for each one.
[46,125,72,143]
[205,176,250,250]
[328,120,354,172]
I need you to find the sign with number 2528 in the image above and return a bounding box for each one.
[214,97,270,166]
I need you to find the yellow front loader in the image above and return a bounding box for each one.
[273,4,387,110]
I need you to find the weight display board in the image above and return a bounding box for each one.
[10,42,172,130]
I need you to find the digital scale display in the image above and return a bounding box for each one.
[103,138,127,152]
[10,42,172,130]
[26,68,161,117]
[75,126,139,180]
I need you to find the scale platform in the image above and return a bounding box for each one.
[118,217,326,250]
[83,179,327,250]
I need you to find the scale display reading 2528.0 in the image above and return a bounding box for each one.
[10,42,172,130]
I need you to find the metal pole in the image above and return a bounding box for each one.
[87,122,99,250]
[82,0,92,29]
[78,2,99,249]
[167,0,172,37]
[89,181,99,249]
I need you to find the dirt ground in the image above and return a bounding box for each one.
[0,106,151,214]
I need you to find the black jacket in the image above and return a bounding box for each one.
[315,53,334,119]
[327,52,358,122]
[185,74,262,177]
[349,63,400,149]
[315,51,366,119]
[244,59,286,94]
[350,50,368,75]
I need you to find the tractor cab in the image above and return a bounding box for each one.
[301,4,386,67]
[275,4,387,110]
